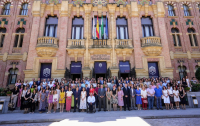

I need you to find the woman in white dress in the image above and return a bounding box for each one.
[162,86,170,110]
[56,85,60,109]
[80,87,87,112]
[173,87,180,109]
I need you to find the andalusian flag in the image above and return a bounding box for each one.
[96,16,99,39]
[101,15,104,39]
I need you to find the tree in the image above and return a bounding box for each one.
[195,67,200,80]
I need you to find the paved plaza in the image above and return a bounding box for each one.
[0,108,200,125]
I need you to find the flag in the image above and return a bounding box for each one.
[105,13,108,39]
[101,14,104,39]
[93,11,95,39]
[96,16,99,39]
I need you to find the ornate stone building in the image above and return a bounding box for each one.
[0,0,200,87]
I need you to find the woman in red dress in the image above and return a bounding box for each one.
[90,84,95,95]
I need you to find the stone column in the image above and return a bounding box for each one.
[107,4,119,77]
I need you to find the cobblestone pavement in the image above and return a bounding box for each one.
[1,118,199,126]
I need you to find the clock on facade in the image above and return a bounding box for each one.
[93,0,107,6]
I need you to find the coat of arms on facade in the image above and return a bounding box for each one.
[43,68,51,77]
[99,63,102,67]
[149,66,156,75]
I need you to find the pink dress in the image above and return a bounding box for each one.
[17,88,22,107]
[48,94,53,103]
[118,90,124,106]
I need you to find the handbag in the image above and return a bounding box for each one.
[8,102,14,108]
[143,99,148,104]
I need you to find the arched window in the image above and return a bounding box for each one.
[0,28,6,47]
[44,17,58,37]
[168,4,175,16]
[187,28,198,46]
[2,3,11,15]
[183,4,190,16]
[20,3,28,15]
[116,17,128,39]
[14,28,25,47]
[8,68,18,84]
[141,16,154,37]
[178,65,187,80]
[171,28,181,46]
[71,17,84,39]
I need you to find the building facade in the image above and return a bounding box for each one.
[0,0,200,87]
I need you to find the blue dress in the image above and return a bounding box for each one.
[135,89,142,105]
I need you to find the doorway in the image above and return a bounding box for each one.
[40,63,52,80]
[120,73,129,80]
[71,74,81,80]
[148,62,159,78]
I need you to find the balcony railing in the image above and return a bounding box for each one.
[141,36,161,47]
[89,39,111,48]
[37,36,59,48]
[115,39,133,48]
[67,39,85,48]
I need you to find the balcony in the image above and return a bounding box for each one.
[36,36,59,57]
[67,39,85,48]
[115,39,133,48]
[141,36,162,56]
[89,39,111,48]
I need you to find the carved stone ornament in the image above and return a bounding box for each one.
[93,0,107,6]
[36,47,58,57]
[142,46,162,56]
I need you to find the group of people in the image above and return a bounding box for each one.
[10,76,198,113]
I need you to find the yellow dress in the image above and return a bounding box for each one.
[59,92,65,103]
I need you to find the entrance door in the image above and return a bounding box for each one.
[70,61,82,80]
[120,73,129,80]
[40,63,52,80]
[94,61,107,80]
[71,74,81,80]
[148,62,159,78]
[119,61,130,79]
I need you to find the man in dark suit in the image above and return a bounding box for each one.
[98,85,106,111]
[123,83,130,111]
[36,78,40,86]
[85,84,90,99]
[73,86,81,112]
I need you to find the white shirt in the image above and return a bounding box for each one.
[141,90,147,98]
[48,83,54,88]
[66,91,73,97]
[29,81,34,87]
[43,82,47,88]
[87,96,95,103]
[53,94,58,102]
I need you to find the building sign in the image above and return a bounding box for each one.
[119,61,130,73]
[91,54,110,60]
[148,62,159,78]
[70,62,82,74]
[40,63,52,79]
[94,62,107,74]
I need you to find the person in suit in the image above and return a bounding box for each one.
[73,87,81,112]
[100,77,104,85]
[125,78,130,84]
[113,76,118,85]
[130,84,136,110]
[123,83,130,111]
[98,85,106,111]
[85,84,90,99]
[36,78,41,86]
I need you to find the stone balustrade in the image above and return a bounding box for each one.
[115,39,133,48]
[90,39,111,48]
[67,39,85,48]
[37,36,59,48]
[141,36,161,47]
[141,36,162,56]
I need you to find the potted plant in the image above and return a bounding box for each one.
[184,87,190,92]
[6,91,12,96]
[0,88,6,96]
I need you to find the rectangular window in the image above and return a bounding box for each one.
[92,17,108,39]
[0,34,5,47]
[20,3,28,15]
[14,34,24,47]
[72,17,84,39]
[116,17,128,39]
[141,17,154,37]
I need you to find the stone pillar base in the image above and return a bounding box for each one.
[110,68,119,78]
[82,67,91,78]
[135,68,149,78]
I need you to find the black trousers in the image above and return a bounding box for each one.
[98,97,106,111]
[20,97,24,110]
[95,95,98,108]
[74,99,80,111]
[88,102,95,112]
[123,96,130,110]
[30,102,36,112]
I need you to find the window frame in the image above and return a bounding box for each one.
[14,28,25,48]
[2,2,11,15]
[92,16,108,39]
[44,17,58,37]
[20,3,28,15]
[183,4,191,16]
[8,69,18,85]
[167,4,175,16]
[71,17,84,39]
[141,17,154,37]
[171,28,181,47]
[0,28,6,47]
[116,17,129,39]
[187,28,198,47]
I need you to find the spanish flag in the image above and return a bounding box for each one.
[96,16,99,39]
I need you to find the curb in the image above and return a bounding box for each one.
[0,115,200,124]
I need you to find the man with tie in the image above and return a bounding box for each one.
[130,84,136,110]
[85,84,90,99]
[126,77,129,84]
[98,85,106,111]
[36,78,40,86]
[73,86,81,112]
[123,83,130,111]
